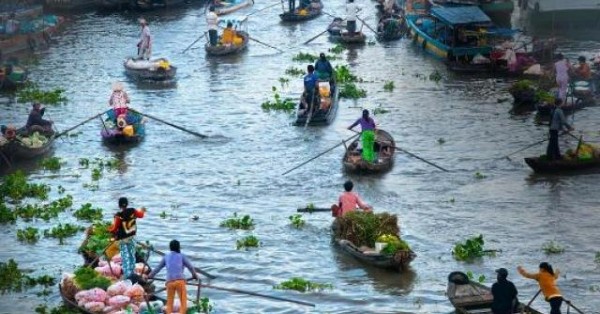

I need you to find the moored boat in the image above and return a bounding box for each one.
[0,14,64,56]
[123,57,177,83]
[135,0,187,10]
[342,129,395,173]
[279,0,323,22]
[215,0,253,15]
[327,17,366,44]
[519,0,600,27]
[432,0,514,25]
[100,109,145,145]
[205,31,249,56]
[447,271,544,314]
[293,79,339,126]
[376,14,406,41]
[95,0,132,10]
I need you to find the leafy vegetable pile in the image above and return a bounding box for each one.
[80,221,113,256]
[333,211,400,247]
[376,234,410,255]
[274,277,332,292]
[452,234,493,261]
[73,266,111,290]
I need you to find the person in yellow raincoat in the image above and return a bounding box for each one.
[220,22,235,45]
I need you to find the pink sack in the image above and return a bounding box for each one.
[111,254,122,264]
[107,281,131,297]
[84,301,106,313]
[124,283,145,303]
[88,288,108,303]
[108,295,131,308]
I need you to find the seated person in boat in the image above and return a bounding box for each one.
[572,56,592,81]
[108,81,130,120]
[299,84,321,115]
[332,180,373,217]
[220,22,236,46]
[491,268,519,314]
[304,64,319,106]
[348,109,377,163]
[25,103,53,135]
[314,53,334,81]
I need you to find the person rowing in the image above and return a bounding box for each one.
[348,109,376,163]
[331,180,373,217]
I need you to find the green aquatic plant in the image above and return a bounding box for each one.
[17,227,40,244]
[437,138,446,145]
[452,234,493,261]
[339,82,367,99]
[293,52,318,63]
[44,223,85,244]
[17,84,67,105]
[189,297,214,313]
[329,44,346,54]
[466,271,486,283]
[73,203,103,222]
[236,235,260,250]
[73,266,111,290]
[373,106,390,115]
[0,203,16,224]
[429,70,443,82]
[220,212,255,230]
[0,259,50,294]
[274,277,332,292]
[383,81,395,91]
[288,214,305,228]
[91,168,102,181]
[285,66,305,77]
[278,77,290,89]
[334,65,358,83]
[14,195,73,221]
[261,87,296,112]
[39,157,62,171]
[595,252,600,265]
[35,304,79,314]
[542,240,565,255]
[474,172,486,179]
[0,170,50,201]
[79,158,90,168]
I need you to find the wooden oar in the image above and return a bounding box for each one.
[248,36,284,53]
[128,108,208,139]
[297,207,330,213]
[201,283,315,307]
[502,138,548,160]
[356,16,378,35]
[282,133,360,175]
[136,241,217,279]
[304,29,329,45]
[182,33,207,53]
[53,110,108,139]
[521,290,541,314]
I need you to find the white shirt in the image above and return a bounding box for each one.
[554,59,569,81]
[206,12,218,30]
[139,25,151,49]
[346,3,358,21]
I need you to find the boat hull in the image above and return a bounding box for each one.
[280,2,323,22]
[293,80,339,126]
[521,0,600,26]
[336,239,415,270]
[525,156,600,174]
[205,31,249,56]
[215,0,252,15]
[342,129,395,174]
[123,58,177,82]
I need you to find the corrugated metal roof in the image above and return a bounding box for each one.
[431,6,491,25]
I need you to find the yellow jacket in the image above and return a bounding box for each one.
[221,28,235,44]
[518,267,561,300]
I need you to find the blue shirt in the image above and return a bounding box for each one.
[148,252,196,282]
[304,72,318,91]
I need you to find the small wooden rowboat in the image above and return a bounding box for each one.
[215,0,253,15]
[327,18,367,44]
[0,130,55,162]
[205,31,249,56]
[342,129,395,173]
[524,156,600,174]
[59,283,94,314]
[100,110,145,145]
[376,14,405,41]
[123,58,177,83]
[293,79,339,126]
[336,239,416,271]
[447,271,543,314]
[280,0,323,22]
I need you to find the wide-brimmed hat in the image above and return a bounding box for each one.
[138,18,147,25]
[112,81,124,91]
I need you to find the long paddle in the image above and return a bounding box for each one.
[521,289,541,314]
[248,36,284,53]
[53,110,108,139]
[136,241,217,279]
[356,15,378,35]
[502,138,548,160]
[128,108,208,139]
[182,32,207,53]
[282,133,360,175]
[304,29,329,45]
[297,207,330,213]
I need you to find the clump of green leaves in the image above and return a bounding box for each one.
[373,106,390,115]
[466,271,486,283]
[329,44,345,54]
[73,266,111,290]
[39,157,62,171]
[44,223,85,244]
[35,304,79,314]
[0,170,50,201]
[339,82,367,99]
[289,214,305,228]
[0,259,53,294]
[437,138,446,145]
[334,65,359,83]
[274,277,332,292]
[285,66,305,77]
[189,297,214,313]
[261,86,295,112]
[595,252,600,265]
[429,70,442,82]
[17,83,67,105]
[278,77,290,88]
[542,240,565,255]
[535,90,555,104]
[292,52,318,63]
[236,235,260,250]
[474,172,486,179]
[509,80,535,93]
[377,234,410,255]
[17,227,40,244]
[79,158,90,168]
[91,168,102,181]
[80,221,112,255]
[0,203,16,224]
[220,213,255,230]
[73,203,103,222]
[14,195,73,221]
[452,234,493,261]
[383,81,395,91]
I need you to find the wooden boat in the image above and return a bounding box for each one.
[0,130,55,162]
[279,0,323,22]
[123,58,177,83]
[335,238,416,270]
[0,15,63,56]
[215,0,253,15]
[376,14,406,41]
[327,18,366,44]
[447,271,543,314]
[342,129,396,173]
[0,6,44,20]
[406,6,494,61]
[0,64,28,92]
[293,79,339,126]
[524,156,600,174]
[205,31,249,56]
[59,283,94,314]
[100,109,145,145]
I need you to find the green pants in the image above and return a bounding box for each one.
[361,130,375,162]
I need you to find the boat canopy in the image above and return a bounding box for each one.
[217,15,248,28]
[431,6,491,26]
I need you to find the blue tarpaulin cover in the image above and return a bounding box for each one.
[431,6,491,26]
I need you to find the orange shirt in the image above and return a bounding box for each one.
[575,63,592,80]
[518,267,561,300]
[221,28,235,44]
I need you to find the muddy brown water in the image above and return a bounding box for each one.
[1,3,600,313]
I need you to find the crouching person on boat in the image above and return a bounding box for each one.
[147,239,198,314]
[108,197,146,280]
[348,109,377,163]
[220,22,236,46]
[518,263,563,314]
[109,81,130,119]
[26,103,53,135]
[491,268,519,314]
[331,180,373,217]
[547,99,574,161]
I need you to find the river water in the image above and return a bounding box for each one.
[1,2,600,313]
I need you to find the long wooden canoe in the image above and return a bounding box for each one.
[100,110,145,145]
[447,271,543,314]
[205,31,249,56]
[336,239,416,271]
[524,156,600,174]
[327,18,366,44]
[280,1,323,22]
[293,79,339,126]
[342,129,395,173]
[0,130,55,163]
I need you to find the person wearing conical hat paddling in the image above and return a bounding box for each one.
[108,197,146,280]
[108,81,130,120]
[137,18,152,60]
[348,109,377,163]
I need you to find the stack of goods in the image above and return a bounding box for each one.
[16,131,48,148]
[333,212,404,249]
[319,82,331,110]
[566,142,599,161]
[79,221,117,266]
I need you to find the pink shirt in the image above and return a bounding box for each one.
[338,192,370,216]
